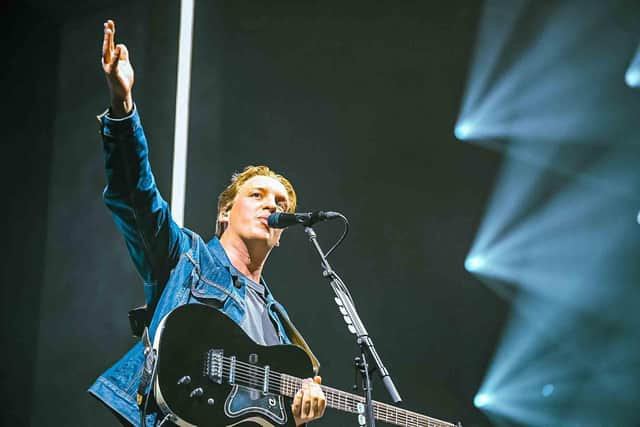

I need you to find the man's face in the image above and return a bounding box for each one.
[219,175,289,248]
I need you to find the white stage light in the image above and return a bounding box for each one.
[625,68,640,88]
[465,255,486,272]
[455,121,475,140]
[474,393,492,408]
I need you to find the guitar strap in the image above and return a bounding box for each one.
[273,304,321,376]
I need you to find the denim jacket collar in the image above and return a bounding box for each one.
[206,237,276,303]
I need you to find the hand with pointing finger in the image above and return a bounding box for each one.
[101,19,134,118]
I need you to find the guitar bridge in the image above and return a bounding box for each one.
[204,349,224,384]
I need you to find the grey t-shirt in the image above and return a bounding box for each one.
[239,277,281,346]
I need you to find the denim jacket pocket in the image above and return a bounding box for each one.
[190,274,246,323]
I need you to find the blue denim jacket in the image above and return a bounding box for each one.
[88,107,319,426]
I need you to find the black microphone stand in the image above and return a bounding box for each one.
[303,224,402,427]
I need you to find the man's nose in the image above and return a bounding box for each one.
[263,196,278,212]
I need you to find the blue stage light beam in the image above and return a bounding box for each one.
[454,121,475,141]
[474,393,493,408]
[458,0,529,128]
[468,156,640,426]
[625,68,640,88]
[470,149,640,311]
[464,254,486,272]
[625,44,640,88]
[473,287,640,425]
[456,0,640,148]
[462,2,640,425]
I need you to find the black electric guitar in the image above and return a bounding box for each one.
[152,304,459,427]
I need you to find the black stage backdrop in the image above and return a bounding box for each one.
[1,1,504,425]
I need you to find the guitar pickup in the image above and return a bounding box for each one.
[262,365,270,395]
[229,356,236,385]
[205,349,224,384]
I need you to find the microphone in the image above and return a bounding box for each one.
[267,211,341,229]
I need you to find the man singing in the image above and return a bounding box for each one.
[89,20,326,426]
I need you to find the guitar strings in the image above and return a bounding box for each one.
[200,358,451,427]
[217,360,432,420]
[211,365,441,427]
[207,371,444,427]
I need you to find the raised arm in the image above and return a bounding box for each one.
[99,20,189,305]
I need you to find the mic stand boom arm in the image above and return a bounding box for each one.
[303,226,402,426]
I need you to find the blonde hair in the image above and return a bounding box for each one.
[215,165,297,237]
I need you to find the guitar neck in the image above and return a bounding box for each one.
[278,374,455,427]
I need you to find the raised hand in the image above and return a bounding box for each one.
[102,19,134,117]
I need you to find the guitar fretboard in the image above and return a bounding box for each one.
[278,374,455,427]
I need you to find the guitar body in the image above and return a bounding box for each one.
[153,303,312,426]
[153,304,460,427]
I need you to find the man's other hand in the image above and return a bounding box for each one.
[292,376,327,425]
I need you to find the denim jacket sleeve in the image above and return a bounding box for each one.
[98,105,190,305]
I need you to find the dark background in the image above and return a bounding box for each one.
[2,0,505,425]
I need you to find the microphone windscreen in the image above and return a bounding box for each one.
[267,212,283,228]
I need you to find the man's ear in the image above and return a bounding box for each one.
[218,209,230,224]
